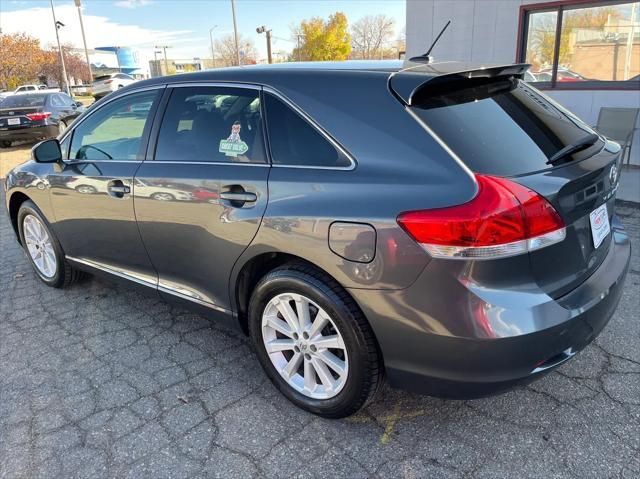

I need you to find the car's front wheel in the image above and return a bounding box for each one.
[18,200,81,288]
[249,263,382,418]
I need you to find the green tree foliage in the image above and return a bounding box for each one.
[291,12,351,61]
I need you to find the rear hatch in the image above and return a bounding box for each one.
[0,94,47,129]
[392,64,622,298]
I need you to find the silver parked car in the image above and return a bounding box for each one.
[92,73,136,99]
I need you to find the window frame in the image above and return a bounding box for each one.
[517,0,640,90]
[62,85,165,164]
[262,86,356,170]
[145,82,356,170]
[148,82,269,166]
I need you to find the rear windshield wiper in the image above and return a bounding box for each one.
[546,133,600,165]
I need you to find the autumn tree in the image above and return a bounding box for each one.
[41,44,92,89]
[0,33,48,90]
[214,34,258,66]
[291,12,351,61]
[351,14,396,59]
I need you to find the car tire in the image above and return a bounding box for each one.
[1,140,11,148]
[75,184,97,194]
[17,200,82,288]
[248,262,382,418]
[151,192,175,201]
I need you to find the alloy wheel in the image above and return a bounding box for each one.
[23,214,57,278]
[262,292,348,399]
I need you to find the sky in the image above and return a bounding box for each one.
[1,0,406,63]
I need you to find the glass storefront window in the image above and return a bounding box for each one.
[521,1,640,86]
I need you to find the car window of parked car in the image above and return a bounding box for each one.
[154,86,266,164]
[1,94,46,108]
[59,93,77,107]
[264,93,351,168]
[69,90,160,161]
[48,95,65,107]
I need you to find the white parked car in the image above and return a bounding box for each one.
[92,73,136,99]
[0,84,59,101]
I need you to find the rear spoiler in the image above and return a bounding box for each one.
[389,63,532,106]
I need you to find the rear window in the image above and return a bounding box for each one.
[1,94,46,108]
[94,75,112,81]
[410,78,600,176]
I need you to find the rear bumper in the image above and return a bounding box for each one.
[0,125,58,142]
[349,221,630,399]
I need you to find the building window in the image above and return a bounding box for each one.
[520,1,639,88]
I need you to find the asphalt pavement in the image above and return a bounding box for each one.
[1,184,639,479]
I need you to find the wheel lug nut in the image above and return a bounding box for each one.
[310,345,317,352]
[304,353,311,360]
[292,333,299,340]
[294,345,300,353]
[302,332,309,340]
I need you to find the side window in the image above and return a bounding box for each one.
[264,93,351,168]
[59,93,76,106]
[48,95,64,107]
[70,90,159,161]
[155,86,266,164]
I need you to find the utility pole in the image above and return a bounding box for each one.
[153,50,162,77]
[155,45,171,75]
[209,25,218,68]
[74,0,92,85]
[295,33,303,62]
[49,0,70,95]
[256,26,272,64]
[230,0,241,65]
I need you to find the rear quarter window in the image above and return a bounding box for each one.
[264,93,352,168]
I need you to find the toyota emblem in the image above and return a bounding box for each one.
[609,164,618,185]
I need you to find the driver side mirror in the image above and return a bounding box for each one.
[32,139,62,163]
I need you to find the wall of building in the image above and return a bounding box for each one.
[406,0,640,165]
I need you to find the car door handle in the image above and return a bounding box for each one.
[107,180,130,198]
[219,192,257,203]
[108,185,130,194]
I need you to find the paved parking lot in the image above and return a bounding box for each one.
[1,178,639,478]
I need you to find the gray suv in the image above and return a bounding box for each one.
[4,61,630,417]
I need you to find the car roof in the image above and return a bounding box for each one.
[128,59,529,92]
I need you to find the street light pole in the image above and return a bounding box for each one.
[256,26,273,64]
[230,0,241,65]
[209,25,218,68]
[74,0,92,85]
[49,0,70,95]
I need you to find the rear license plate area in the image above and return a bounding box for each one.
[589,203,610,249]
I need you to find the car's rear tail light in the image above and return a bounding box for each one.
[397,174,566,259]
[25,112,52,121]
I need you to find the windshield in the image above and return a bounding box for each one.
[410,78,601,176]
[1,94,46,108]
